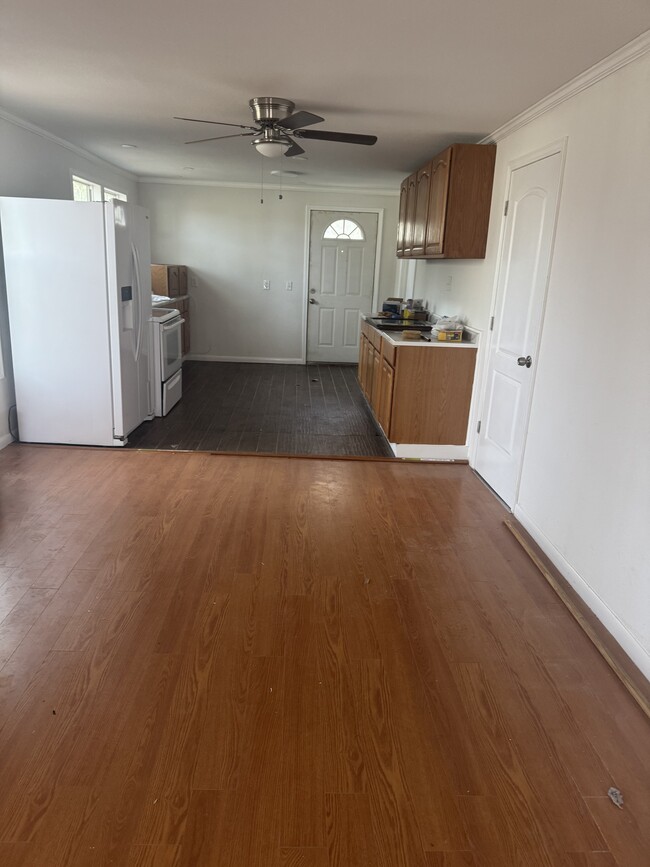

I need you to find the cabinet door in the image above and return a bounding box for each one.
[358,334,368,394]
[365,341,375,398]
[403,173,418,257]
[396,178,409,257]
[378,358,395,436]
[424,148,452,256]
[411,162,432,256]
[371,347,382,413]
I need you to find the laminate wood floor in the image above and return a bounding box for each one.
[0,445,648,866]
[127,361,393,457]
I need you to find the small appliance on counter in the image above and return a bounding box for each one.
[368,317,432,333]
[382,297,404,316]
[150,308,184,416]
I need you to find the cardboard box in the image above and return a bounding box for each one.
[151,264,180,297]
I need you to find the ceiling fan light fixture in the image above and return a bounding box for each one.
[254,140,289,158]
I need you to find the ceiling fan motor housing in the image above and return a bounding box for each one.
[249,97,295,126]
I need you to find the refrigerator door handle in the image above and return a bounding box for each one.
[131,242,143,361]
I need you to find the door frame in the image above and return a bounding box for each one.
[301,206,384,364]
[470,138,568,506]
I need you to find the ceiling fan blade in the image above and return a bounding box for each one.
[294,129,377,146]
[174,116,257,131]
[284,140,305,157]
[280,111,324,131]
[185,133,255,144]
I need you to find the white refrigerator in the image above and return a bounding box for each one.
[0,198,153,446]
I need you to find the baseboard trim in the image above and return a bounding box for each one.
[0,432,15,450]
[505,513,650,720]
[185,354,304,365]
[390,442,469,461]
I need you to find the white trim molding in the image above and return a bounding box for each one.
[514,505,650,681]
[0,432,15,451]
[483,29,650,144]
[186,354,303,364]
[137,177,399,196]
[389,443,469,461]
[0,107,137,182]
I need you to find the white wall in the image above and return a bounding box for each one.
[416,47,650,676]
[0,112,138,447]
[138,182,398,362]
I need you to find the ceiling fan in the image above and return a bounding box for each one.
[174,97,377,158]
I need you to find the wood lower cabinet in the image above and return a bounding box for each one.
[357,323,477,445]
[396,143,496,260]
[377,357,395,434]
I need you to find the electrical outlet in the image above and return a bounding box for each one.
[263,280,270,291]
[286,281,293,291]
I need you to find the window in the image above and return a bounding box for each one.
[323,219,364,240]
[72,175,127,203]
[72,176,101,202]
[104,188,128,203]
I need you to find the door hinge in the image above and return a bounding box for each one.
[504,200,509,216]
[476,420,482,434]
[489,316,495,331]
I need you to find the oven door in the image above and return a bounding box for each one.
[160,316,184,381]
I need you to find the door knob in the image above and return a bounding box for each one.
[517,355,532,368]
[309,298,318,305]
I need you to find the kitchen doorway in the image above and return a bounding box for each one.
[304,209,382,363]
[474,144,565,506]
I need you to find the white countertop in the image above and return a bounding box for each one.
[363,315,478,348]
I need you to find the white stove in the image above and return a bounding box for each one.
[150,307,184,416]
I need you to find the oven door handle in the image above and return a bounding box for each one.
[162,318,185,332]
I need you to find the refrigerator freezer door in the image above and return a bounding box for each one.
[0,198,117,446]
[104,202,153,438]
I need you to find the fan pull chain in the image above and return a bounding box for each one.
[279,156,283,200]
[260,152,264,204]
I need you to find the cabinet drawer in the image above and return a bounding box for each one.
[368,326,382,350]
[381,337,396,367]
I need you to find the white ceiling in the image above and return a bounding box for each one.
[1,1,649,189]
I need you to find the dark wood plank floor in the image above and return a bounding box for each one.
[0,445,648,866]
[128,361,393,457]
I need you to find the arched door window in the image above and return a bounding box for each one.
[323,218,365,240]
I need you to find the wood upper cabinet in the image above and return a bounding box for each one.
[402,173,418,257]
[396,177,409,257]
[424,149,451,256]
[395,143,496,260]
[411,162,432,256]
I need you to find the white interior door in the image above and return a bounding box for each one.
[475,150,563,507]
[306,210,378,363]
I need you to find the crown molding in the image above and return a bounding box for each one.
[0,106,137,182]
[482,29,650,144]
[136,177,399,196]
